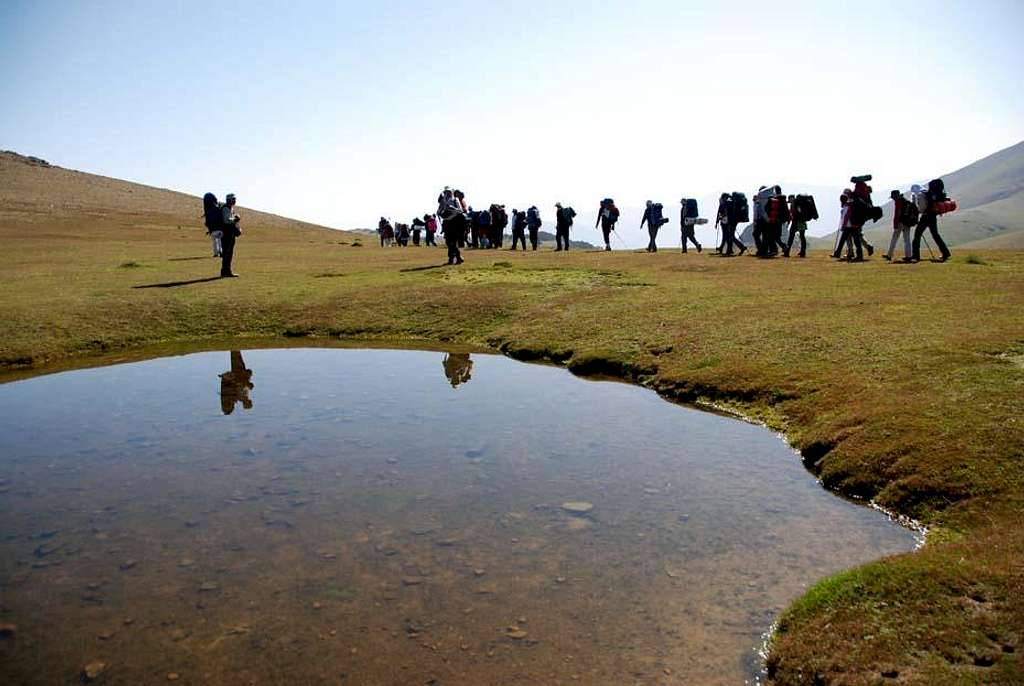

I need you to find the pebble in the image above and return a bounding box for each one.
[313,602,323,610]
[119,560,137,571]
[321,553,337,561]
[167,673,180,681]
[123,618,134,626]
[82,661,108,681]
[435,539,458,547]
[178,558,195,568]
[561,501,594,515]
[170,628,191,642]
[0,623,16,638]
[198,581,220,592]
[555,576,567,584]
[505,627,528,640]
[97,630,115,641]
[401,577,425,586]
[185,520,201,528]
[473,568,486,577]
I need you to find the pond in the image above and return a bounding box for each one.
[0,348,917,685]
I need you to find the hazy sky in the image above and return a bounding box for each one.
[2,0,1023,234]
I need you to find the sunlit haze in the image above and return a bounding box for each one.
[2,0,1022,242]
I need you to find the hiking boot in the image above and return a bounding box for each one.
[221,272,239,278]
[798,252,806,258]
[605,245,611,251]
[882,254,891,261]
[866,244,874,256]
[782,248,790,257]
[940,254,951,262]
[696,244,702,253]
[738,246,747,256]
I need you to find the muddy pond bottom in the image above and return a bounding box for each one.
[0,348,917,685]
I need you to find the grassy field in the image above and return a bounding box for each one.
[2,154,1023,684]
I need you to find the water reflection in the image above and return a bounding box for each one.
[218,350,253,414]
[442,352,473,388]
[0,349,916,686]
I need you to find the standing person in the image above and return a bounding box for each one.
[412,216,425,246]
[884,190,915,262]
[679,198,702,253]
[554,202,576,251]
[527,205,542,250]
[641,200,666,252]
[377,217,388,247]
[439,189,466,265]
[911,180,953,263]
[424,214,438,246]
[203,192,223,257]
[219,193,241,277]
[595,198,619,251]
[510,209,528,251]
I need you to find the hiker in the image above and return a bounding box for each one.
[471,208,491,248]
[752,186,771,256]
[442,353,473,388]
[438,189,466,265]
[761,186,788,257]
[396,222,410,247]
[884,190,915,262]
[836,179,876,261]
[554,202,576,251]
[911,180,953,263]
[679,198,702,253]
[716,192,748,256]
[425,214,438,246]
[641,200,667,252]
[785,194,817,258]
[412,216,425,246]
[596,198,619,251]
[219,350,253,415]
[527,206,542,250]
[490,204,508,248]
[510,209,528,250]
[203,192,223,257]
[220,193,241,277]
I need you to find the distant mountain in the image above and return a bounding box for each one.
[819,140,1024,249]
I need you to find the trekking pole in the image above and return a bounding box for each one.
[922,234,935,260]
[832,229,841,256]
[612,227,628,250]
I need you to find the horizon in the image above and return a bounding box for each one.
[2,0,1023,242]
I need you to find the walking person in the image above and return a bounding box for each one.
[203,192,224,257]
[784,194,817,258]
[716,192,747,256]
[596,198,619,251]
[762,186,788,257]
[911,181,953,263]
[378,217,389,247]
[219,193,241,277]
[510,209,528,250]
[679,198,702,253]
[424,214,438,246]
[884,190,915,262]
[641,200,666,252]
[554,202,576,251]
[527,206,542,250]
[439,189,466,265]
[412,216,425,246]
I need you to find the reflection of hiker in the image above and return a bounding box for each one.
[203,192,223,257]
[679,198,702,253]
[219,350,254,415]
[526,206,542,250]
[595,198,619,251]
[554,203,576,251]
[220,193,241,277]
[640,200,667,252]
[442,353,473,388]
[911,180,953,263]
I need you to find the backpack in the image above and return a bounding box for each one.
[794,195,818,222]
[478,210,491,227]
[203,193,223,232]
[651,203,668,227]
[731,192,749,224]
[609,205,620,222]
[899,196,920,227]
[685,198,699,219]
[928,178,946,200]
[527,208,541,228]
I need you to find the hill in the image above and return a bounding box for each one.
[0,150,348,240]
[819,140,1024,249]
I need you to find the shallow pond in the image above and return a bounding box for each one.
[0,348,917,685]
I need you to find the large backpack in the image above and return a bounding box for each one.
[731,192,750,223]
[794,195,818,222]
[203,193,223,232]
[527,207,541,228]
[651,203,668,227]
[899,196,920,227]
[685,198,699,219]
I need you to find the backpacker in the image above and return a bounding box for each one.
[927,178,946,201]
[899,196,920,227]
[794,194,818,222]
[766,196,789,224]
[685,198,699,219]
[730,192,749,224]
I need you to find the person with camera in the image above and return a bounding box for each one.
[220,193,241,277]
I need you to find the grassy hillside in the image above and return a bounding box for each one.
[1,153,1023,684]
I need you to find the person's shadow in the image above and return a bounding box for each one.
[442,353,473,389]
[220,351,254,415]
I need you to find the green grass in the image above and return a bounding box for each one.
[1,212,1022,683]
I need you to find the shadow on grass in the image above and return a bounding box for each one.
[168,256,214,262]
[133,276,223,289]
[400,264,448,273]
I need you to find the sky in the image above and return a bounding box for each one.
[2,0,1023,243]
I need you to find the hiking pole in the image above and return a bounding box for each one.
[612,227,628,250]
[922,234,936,260]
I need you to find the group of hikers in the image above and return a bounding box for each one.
[200,175,956,276]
